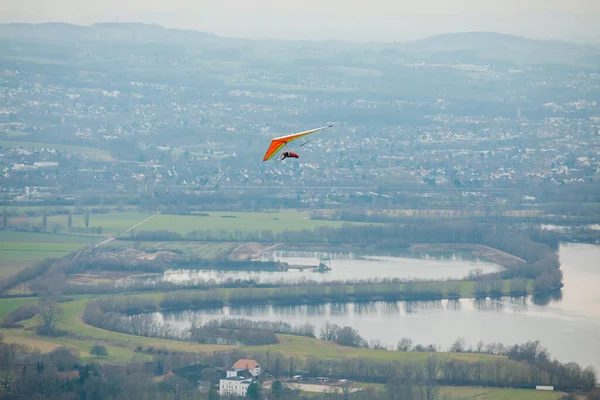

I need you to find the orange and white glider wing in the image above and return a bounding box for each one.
[262,125,333,161]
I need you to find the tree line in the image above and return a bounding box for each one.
[82,297,317,346]
[4,206,98,234]
[192,317,316,339]
[0,339,227,400]
[58,272,529,299]
[158,279,530,311]
[248,347,596,393]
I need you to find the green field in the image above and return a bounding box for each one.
[352,383,561,400]
[0,231,99,243]
[0,231,101,277]
[0,140,113,160]
[9,210,365,237]
[15,212,153,235]
[440,386,562,400]
[0,297,38,318]
[0,329,152,364]
[0,242,86,253]
[244,334,501,363]
[139,211,358,234]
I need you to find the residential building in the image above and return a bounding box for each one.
[232,359,261,377]
[218,359,261,396]
[219,376,253,397]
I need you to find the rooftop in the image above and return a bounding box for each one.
[233,359,260,370]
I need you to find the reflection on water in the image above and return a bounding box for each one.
[261,249,484,262]
[125,250,499,287]
[447,299,461,310]
[156,296,569,329]
[152,244,600,372]
[531,290,563,307]
[473,297,505,313]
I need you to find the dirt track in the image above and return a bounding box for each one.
[228,242,281,261]
[286,382,360,393]
[408,243,525,266]
[94,213,157,248]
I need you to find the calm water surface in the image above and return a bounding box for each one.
[153,244,600,371]
[131,250,498,286]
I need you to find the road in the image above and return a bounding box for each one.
[94,213,157,248]
[228,242,282,261]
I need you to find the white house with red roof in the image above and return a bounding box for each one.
[232,359,261,377]
[219,359,261,397]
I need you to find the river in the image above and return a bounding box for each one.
[152,243,600,372]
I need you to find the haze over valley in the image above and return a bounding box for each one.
[0,15,599,400]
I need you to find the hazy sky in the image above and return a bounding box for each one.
[2,0,600,42]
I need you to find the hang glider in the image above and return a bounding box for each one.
[262,125,333,161]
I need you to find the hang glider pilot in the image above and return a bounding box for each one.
[280,151,299,160]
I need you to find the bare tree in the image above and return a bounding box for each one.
[476,340,484,353]
[340,381,357,400]
[424,383,439,400]
[319,321,338,341]
[386,377,415,400]
[397,337,413,351]
[449,337,466,353]
[36,300,64,336]
[426,355,439,381]
[370,340,387,350]
[42,208,47,229]
[189,315,201,331]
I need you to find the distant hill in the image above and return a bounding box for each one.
[397,31,600,67]
[402,31,553,53]
[0,22,598,68]
[0,22,217,44]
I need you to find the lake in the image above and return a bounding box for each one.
[152,243,600,372]
[126,249,499,286]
